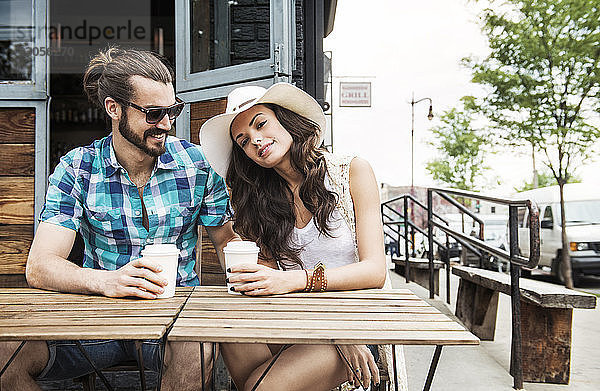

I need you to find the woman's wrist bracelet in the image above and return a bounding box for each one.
[303,263,327,292]
[313,262,327,292]
[303,269,312,292]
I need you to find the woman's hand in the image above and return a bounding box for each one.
[335,344,379,387]
[227,263,305,295]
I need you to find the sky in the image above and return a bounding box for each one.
[323,0,600,195]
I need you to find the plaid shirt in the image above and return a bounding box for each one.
[40,135,231,286]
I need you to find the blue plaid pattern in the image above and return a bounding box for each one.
[40,135,231,286]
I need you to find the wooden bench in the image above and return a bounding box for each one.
[392,257,444,295]
[452,265,596,384]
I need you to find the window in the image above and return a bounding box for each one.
[190,0,270,73]
[543,206,553,223]
[176,0,292,94]
[518,207,526,228]
[0,0,34,81]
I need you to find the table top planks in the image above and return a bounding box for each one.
[0,287,193,341]
[0,286,480,346]
[168,287,480,346]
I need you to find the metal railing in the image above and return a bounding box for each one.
[382,194,449,284]
[382,193,485,303]
[426,187,540,390]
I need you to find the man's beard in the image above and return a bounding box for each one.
[118,110,167,157]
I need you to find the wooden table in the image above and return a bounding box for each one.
[169,286,479,391]
[0,287,193,391]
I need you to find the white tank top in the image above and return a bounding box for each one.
[289,174,356,270]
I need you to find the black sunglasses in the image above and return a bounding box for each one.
[124,97,185,124]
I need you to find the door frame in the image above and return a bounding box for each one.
[0,0,49,229]
[175,0,295,134]
[0,0,49,100]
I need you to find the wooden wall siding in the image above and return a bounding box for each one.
[0,225,33,275]
[0,177,34,225]
[0,144,35,176]
[199,226,227,286]
[190,98,227,145]
[0,108,36,286]
[0,109,35,143]
[190,98,228,285]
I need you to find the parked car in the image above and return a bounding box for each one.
[435,214,466,260]
[438,241,461,259]
[436,213,509,270]
[516,183,600,285]
[480,214,508,272]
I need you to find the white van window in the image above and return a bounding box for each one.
[518,208,526,228]
[565,200,600,224]
[543,206,553,223]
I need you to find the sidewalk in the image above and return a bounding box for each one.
[391,268,600,390]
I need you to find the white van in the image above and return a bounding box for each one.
[516,183,600,284]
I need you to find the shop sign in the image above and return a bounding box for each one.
[339,82,371,107]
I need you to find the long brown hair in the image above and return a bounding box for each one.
[226,103,337,268]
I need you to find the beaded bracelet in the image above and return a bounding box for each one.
[312,262,327,292]
[303,269,312,292]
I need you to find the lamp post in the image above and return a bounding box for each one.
[410,93,434,190]
[409,94,433,257]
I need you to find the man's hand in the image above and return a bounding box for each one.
[227,264,305,295]
[100,258,168,299]
[336,344,380,387]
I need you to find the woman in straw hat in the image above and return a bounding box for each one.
[200,82,406,391]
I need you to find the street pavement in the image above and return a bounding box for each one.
[391,265,600,391]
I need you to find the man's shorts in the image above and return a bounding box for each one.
[36,339,162,381]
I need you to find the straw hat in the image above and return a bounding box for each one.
[199,82,326,178]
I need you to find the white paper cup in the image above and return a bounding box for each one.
[140,243,180,299]
[223,241,260,294]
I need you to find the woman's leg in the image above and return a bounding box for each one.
[243,344,348,391]
[220,342,273,389]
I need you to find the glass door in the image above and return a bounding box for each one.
[0,0,49,223]
[174,0,295,140]
[0,0,48,98]
[0,0,48,284]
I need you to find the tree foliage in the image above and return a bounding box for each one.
[426,97,492,191]
[466,0,600,288]
[514,170,581,192]
[465,0,600,184]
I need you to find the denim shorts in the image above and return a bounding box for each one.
[366,344,379,363]
[36,339,162,381]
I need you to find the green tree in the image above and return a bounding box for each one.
[466,0,600,289]
[514,170,581,193]
[426,97,492,192]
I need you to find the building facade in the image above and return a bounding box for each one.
[0,0,337,286]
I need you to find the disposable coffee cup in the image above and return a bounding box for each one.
[140,243,180,299]
[223,241,260,295]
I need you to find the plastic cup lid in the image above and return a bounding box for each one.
[141,243,180,256]
[223,240,260,253]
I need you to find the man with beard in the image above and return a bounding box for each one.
[0,48,239,390]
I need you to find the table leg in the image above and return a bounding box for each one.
[134,341,147,391]
[392,344,398,391]
[156,333,168,391]
[200,341,205,391]
[334,345,367,391]
[423,345,443,391]
[250,344,290,391]
[74,340,114,391]
[212,342,216,391]
[0,340,27,388]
